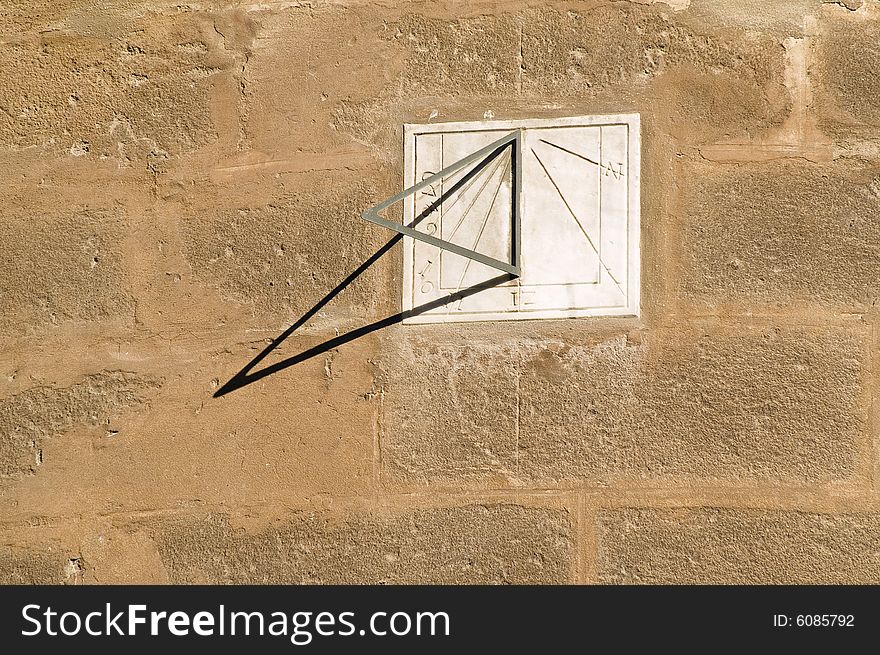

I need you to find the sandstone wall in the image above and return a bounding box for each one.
[1,0,878,584]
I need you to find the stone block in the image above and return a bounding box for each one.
[598,507,880,583]
[151,504,574,584]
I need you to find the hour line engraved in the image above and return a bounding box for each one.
[538,139,625,180]
[446,158,512,313]
[531,147,626,295]
[411,142,504,232]
[444,151,508,243]
[414,141,509,306]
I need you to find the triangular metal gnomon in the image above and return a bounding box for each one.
[362,130,522,277]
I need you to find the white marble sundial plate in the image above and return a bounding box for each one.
[401,114,640,323]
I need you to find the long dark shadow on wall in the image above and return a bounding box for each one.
[214,142,512,398]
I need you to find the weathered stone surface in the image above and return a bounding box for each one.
[389,13,520,96]
[333,5,786,147]
[179,177,387,319]
[87,343,375,510]
[151,505,573,584]
[688,0,858,35]
[328,9,521,148]
[814,13,880,135]
[382,327,866,485]
[1,0,878,588]
[0,1,153,37]
[518,328,865,484]
[0,210,133,335]
[287,8,520,149]
[521,5,787,141]
[0,339,377,519]
[0,11,244,163]
[598,508,880,584]
[654,67,783,142]
[0,372,158,477]
[380,341,519,484]
[523,6,773,92]
[681,159,880,308]
[0,547,76,584]
[237,8,394,154]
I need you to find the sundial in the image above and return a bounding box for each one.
[363,114,640,323]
